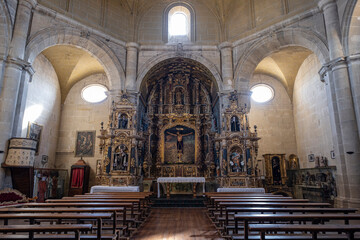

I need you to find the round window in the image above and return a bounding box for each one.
[250,84,274,103]
[81,84,108,103]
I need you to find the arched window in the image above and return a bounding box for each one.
[163,3,195,43]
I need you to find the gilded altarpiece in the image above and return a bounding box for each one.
[96,93,145,186]
[95,58,261,193]
[215,91,260,188]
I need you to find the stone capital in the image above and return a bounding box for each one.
[126,42,140,50]
[218,42,232,51]
[318,57,347,81]
[317,0,336,12]
[19,0,37,9]
[5,57,34,76]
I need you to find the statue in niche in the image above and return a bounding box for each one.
[113,145,128,171]
[231,116,240,132]
[174,88,184,105]
[118,114,128,129]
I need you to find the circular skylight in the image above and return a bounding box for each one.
[81,84,108,103]
[250,84,274,103]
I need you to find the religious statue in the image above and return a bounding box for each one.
[175,90,183,105]
[231,116,240,132]
[113,146,128,171]
[118,114,128,129]
[167,130,194,153]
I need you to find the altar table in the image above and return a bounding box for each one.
[90,185,140,193]
[217,187,265,193]
[157,177,206,198]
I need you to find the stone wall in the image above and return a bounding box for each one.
[55,73,109,190]
[21,54,61,168]
[37,0,131,42]
[137,0,220,44]
[293,54,334,168]
[248,74,297,175]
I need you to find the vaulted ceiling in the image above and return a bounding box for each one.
[254,46,312,99]
[42,45,105,103]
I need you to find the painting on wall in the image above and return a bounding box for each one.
[164,125,195,164]
[75,131,95,157]
[27,122,43,155]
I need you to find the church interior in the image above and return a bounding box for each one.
[0,0,360,239]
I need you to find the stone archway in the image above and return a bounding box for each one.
[25,27,125,90]
[234,28,329,90]
[136,52,223,92]
[341,0,358,55]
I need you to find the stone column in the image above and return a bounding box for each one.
[347,54,360,140]
[318,0,360,208]
[0,0,36,188]
[125,42,139,91]
[219,42,234,91]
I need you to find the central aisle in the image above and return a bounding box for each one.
[131,208,223,240]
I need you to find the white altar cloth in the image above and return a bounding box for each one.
[90,185,140,193]
[157,177,206,198]
[217,187,265,193]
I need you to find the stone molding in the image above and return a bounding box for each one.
[319,53,360,81]
[5,57,34,79]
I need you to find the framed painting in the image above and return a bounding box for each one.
[75,131,96,157]
[27,122,43,155]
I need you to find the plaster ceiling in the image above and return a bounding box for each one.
[254,46,312,99]
[42,45,105,102]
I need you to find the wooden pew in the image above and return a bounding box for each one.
[23,202,138,235]
[211,198,308,210]
[217,202,331,218]
[224,207,357,225]
[45,198,146,224]
[0,224,92,240]
[0,207,127,235]
[0,213,112,239]
[222,207,358,234]
[234,213,360,240]
[248,223,360,240]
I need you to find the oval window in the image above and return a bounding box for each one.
[81,84,108,103]
[250,84,274,103]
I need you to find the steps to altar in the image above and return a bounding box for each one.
[152,194,205,208]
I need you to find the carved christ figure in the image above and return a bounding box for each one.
[167,131,193,153]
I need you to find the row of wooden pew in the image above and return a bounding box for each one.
[205,192,360,240]
[0,191,153,239]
